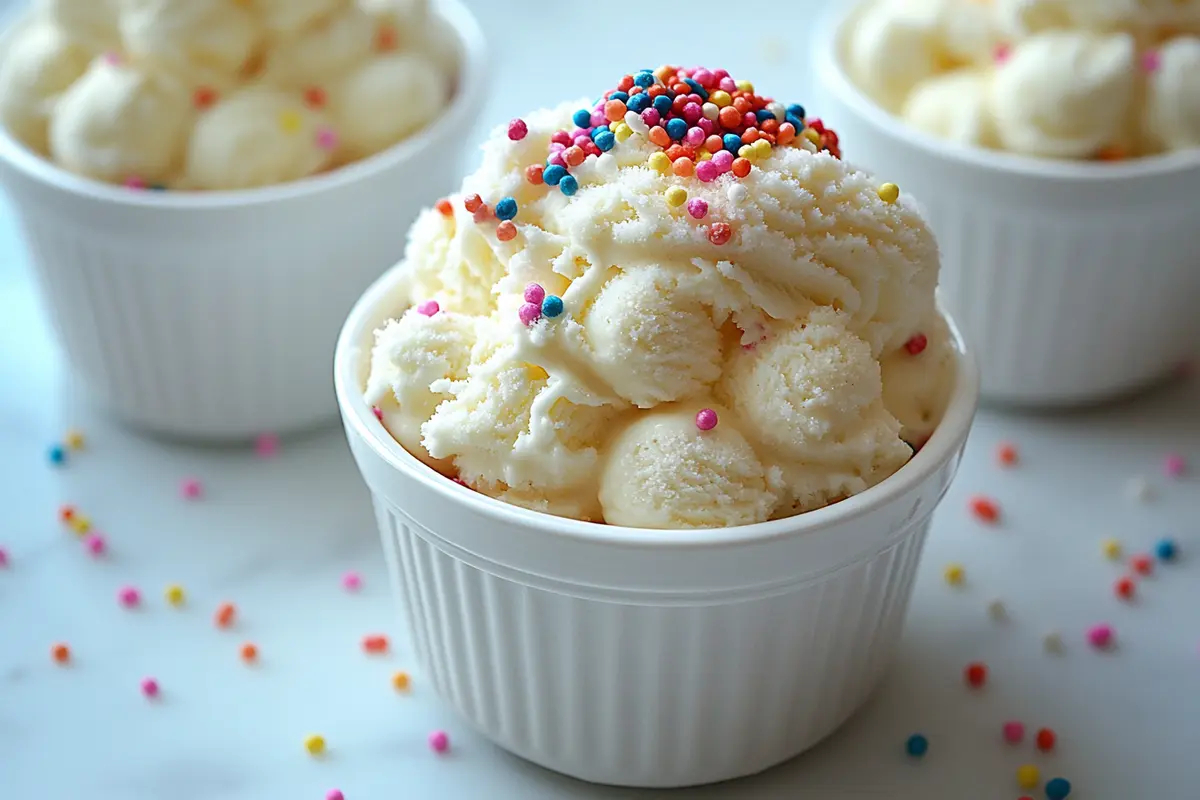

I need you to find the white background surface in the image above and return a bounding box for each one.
[2,1,1199,797]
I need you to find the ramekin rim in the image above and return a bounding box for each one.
[814,1,1200,183]
[333,263,981,551]
[0,0,488,209]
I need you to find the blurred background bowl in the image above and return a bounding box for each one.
[0,0,486,440]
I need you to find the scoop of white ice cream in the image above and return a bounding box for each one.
[259,4,375,89]
[183,86,333,189]
[845,0,946,113]
[881,313,957,444]
[0,22,92,154]
[903,69,998,147]
[1144,37,1200,152]
[49,56,191,183]
[597,406,780,529]
[991,30,1136,158]
[997,0,1200,35]
[252,0,349,37]
[36,0,120,52]
[117,0,260,84]
[330,53,449,162]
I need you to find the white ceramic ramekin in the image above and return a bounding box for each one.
[0,1,485,440]
[813,4,1200,407]
[334,264,981,788]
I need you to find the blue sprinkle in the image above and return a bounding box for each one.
[904,734,928,758]
[652,94,673,116]
[785,112,804,131]
[593,131,615,152]
[572,109,592,129]
[786,103,806,120]
[1155,537,1179,562]
[590,124,609,136]
[48,445,66,466]
[559,175,578,196]
[609,91,629,103]
[543,164,567,186]
[682,78,708,101]
[626,92,652,114]
[723,133,743,153]
[634,71,656,88]
[665,118,688,141]
[494,197,518,221]
[541,295,564,318]
[755,109,774,123]
[1045,777,1071,800]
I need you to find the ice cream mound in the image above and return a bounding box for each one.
[843,0,1200,160]
[0,0,452,190]
[364,66,957,529]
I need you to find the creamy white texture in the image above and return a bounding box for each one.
[118,0,260,84]
[845,0,945,112]
[902,69,998,147]
[365,104,951,527]
[330,53,448,161]
[36,0,119,51]
[49,57,191,183]
[991,31,1137,158]
[251,0,348,36]
[259,4,375,88]
[0,22,92,154]
[1145,36,1200,150]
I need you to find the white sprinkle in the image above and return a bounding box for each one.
[988,599,1008,622]
[727,184,748,205]
[1126,476,1152,502]
[1043,631,1063,653]
[767,102,786,122]
[702,102,720,122]
[623,110,649,136]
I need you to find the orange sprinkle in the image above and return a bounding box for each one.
[463,194,483,213]
[59,505,76,522]
[375,25,398,52]
[303,86,326,108]
[240,642,258,662]
[648,126,671,148]
[193,86,218,110]
[997,442,1018,466]
[705,135,724,153]
[647,85,667,99]
[215,602,236,629]
[732,96,751,115]
[741,128,760,145]
[1097,146,1126,162]
[731,158,752,178]
[52,643,70,664]
[363,634,389,654]
[665,144,687,162]
[777,122,796,146]
[563,146,585,167]
[496,221,517,242]
[1130,553,1154,576]
[969,496,1000,524]
[672,157,695,177]
[604,99,627,122]
[718,106,742,129]
[761,118,779,135]
[435,198,453,216]
[392,670,411,691]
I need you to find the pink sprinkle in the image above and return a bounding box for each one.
[742,111,757,128]
[551,130,570,147]
[695,408,719,431]
[84,533,106,556]
[429,730,450,753]
[119,586,141,607]
[417,300,440,317]
[682,103,702,125]
[684,127,706,147]
[713,69,730,81]
[342,571,362,592]
[254,433,279,458]
[372,406,384,422]
[0,547,8,566]
[547,151,567,168]
[1142,51,1162,72]
[549,141,566,153]
[695,160,719,183]
[326,791,345,800]
[472,206,491,224]
[573,134,591,148]
[141,677,159,698]
[712,150,734,173]
[589,110,606,128]
[1087,623,1114,650]
[123,176,147,190]
[181,478,203,500]
[687,198,709,219]
[518,303,541,326]
[523,283,546,305]
[993,43,1012,64]
[718,77,736,92]
[693,68,715,88]
[698,118,716,136]
[103,51,122,65]
[314,126,338,151]
[1164,454,1186,477]
[641,108,661,127]
[507,118,528,140]
[1002,721,1025,744]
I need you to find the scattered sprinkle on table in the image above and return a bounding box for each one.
[215,602,237,629]
[1130,553,1154,576]
[0,547,8,567]
[165,584,186,606]
[1002,721,1025,744]
[180,478,203,499]
[342,571,362,591]
[1045,776,1072,799]
[392,671,411,691]
[326,791,345,800]
[118,586,141,608]
[1163,453,1186,477]
[70,515,91,535]
[52,643,70,664]
[1036,727,1057,752]
[996,442,1018,466]
[943,562,965,586]
[428,730,450,753]
[64,429,85,450]
[964,661,988,688]
[1087,623,1114,650]
[240,643,258,663]
[363,634,389,654]
[59,504,76,522]
[1101,537,1123,560]
[84,533,106,556]
[304,734,326,756]
[254,434,280,458]
[1114,575,1136,600]
[968,495,1000,524]
[1043,631,1064,654]
[141,677,160,698]
[48,444,67,466]
[1155,537,1179,562]
[904,733,928,757]
[1015,763,1040,790]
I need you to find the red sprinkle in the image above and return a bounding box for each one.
[193,86,218,110]
[303,86,326,109]
[1035,727,1056,752]
[969,495,1000,524]
[1130,553,1154,576]
[964,661,988,688]
[435,198,453,216]
[525,164,544,185]
[905,333,928,355]
[1115,575,1136,600]
[507,118,528,140]
[708,222,732,246]
[996,442,1018,466]
[463,194,483,213]
[363,634,389,654]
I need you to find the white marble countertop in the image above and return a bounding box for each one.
[2,2,1199,798]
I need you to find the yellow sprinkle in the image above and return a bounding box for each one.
[709,90,732,108]
[697,149,712,161]
[1102,538,1122,560]
[612,122,632,142]
[753,138,772,159]
[943,563,965,586]
[665,186,688,207]
[803,128,821,146]
[878,183,901,203]
[1016,765,1040,790]
[392,670,411,691]
[737,144,754,160]
[647,151,671,174]
[526,364,548,380]
[653,65,673,81]
[165,584,185,606]
[278,110,303,134]
[64,429,85,450]
[735,79,754,93]
[70,515,91,535]
[304,734,326,755]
